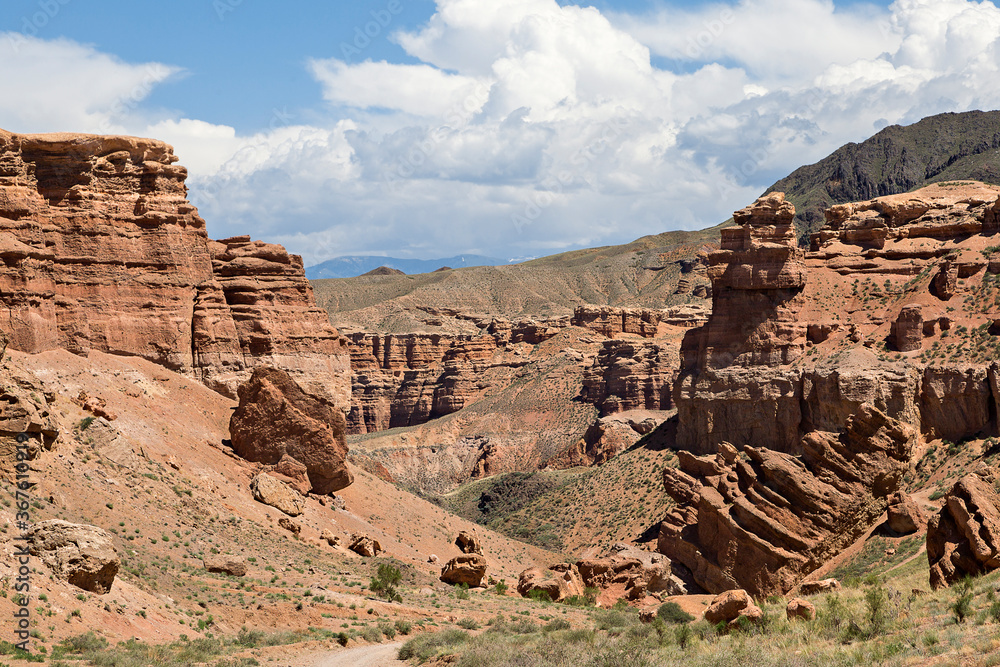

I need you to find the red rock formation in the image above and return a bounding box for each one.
[676,185,1000,455]
[927,471,1000,589]
[230,367,352,495]
[581,341,676,415]
[659,404,914,596]
[0,129,349,404]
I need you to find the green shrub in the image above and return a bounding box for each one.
[494,580,508,596]
[527,588,552,603]
[675,623,693,649]
[455,583,470,600]
[397,629,468,662]
[456,618,479,630]
[394,620,412,636]
[543,618,571,632]
[657,601,694,624]
[369,563,403,602]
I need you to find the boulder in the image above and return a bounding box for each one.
[27,520,119,594]
[786,598,816,621]
[250,473,304,516]
[203,555,247,577]
[440,554,487,587]
[320,530,340,547]
[230,367,352,495]
[799,579,841,595]
[455,531,483,555]
[927,472,1000,589]
[349,534,382,558]
[278,517,301,535]
[887,491,925,535]
[891,306,923,352]
[516,563,584,602]
[703,590,763,629]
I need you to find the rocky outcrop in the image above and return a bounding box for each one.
[676,185,1000,456]
[0,129,350,404]
[349,534,382,557]
[250,473,305,517]
[581,341,676,416]
[230,367,352,495]
[455,531,483,555]
[659,404,914,596]
[203,555,248,577]
[517,564,584,602]
[545,412,666,469]
[799,578,841,595]
[0,357,59,470]
[927,471,1000,589]
[517,546,685,607]
[27,520,119,594]
[571,306,665,337]
[440,553,487,587]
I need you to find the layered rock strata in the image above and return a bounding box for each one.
[927,471,1000,589]
[659,405,914,596]
[345,304,696,435]
[0,129,349,404]
[676,185,1000,454]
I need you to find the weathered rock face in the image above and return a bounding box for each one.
[581,340,676,416]
[545,412,666,469]
[27,520,119,594]
[516,564,584,602]
[676,184,1000,456]
[0,356,59,470]
[440,553,487,587]
[0,129,350,405]
[455,531,483,555]
[659,404,914,596]
[927,471,1000,589]
[231,367,352,495]
[346,332,501,434]
[518,546,685,608]
[571,306,666,338]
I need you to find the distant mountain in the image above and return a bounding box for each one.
[765,109,1000,240]
[305,254,515,279]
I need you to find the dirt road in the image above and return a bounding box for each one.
[310,641,406,667]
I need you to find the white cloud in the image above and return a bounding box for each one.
[0,34,179,134]
[8,0,1000,265]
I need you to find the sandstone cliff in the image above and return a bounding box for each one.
[666,183,1000,593]
[0,129,349,405]
[676,184,1000,455]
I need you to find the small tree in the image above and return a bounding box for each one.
[369,563,403,602]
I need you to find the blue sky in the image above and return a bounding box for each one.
[0,0,995,265]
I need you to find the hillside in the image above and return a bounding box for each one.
[306,254,514,280]
[311,226,720,333]
[766,109,1000,239]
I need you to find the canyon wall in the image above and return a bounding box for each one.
[675,187,1000,455]
[344,305,703,435]
[0,129,349,405]
[664,184,1000,595]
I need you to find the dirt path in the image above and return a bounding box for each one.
[309,641,406,667]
